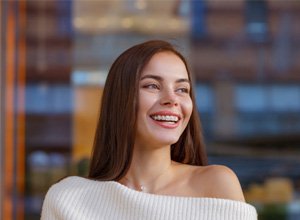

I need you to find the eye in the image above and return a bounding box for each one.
[176,87,189,93]
[143,83,160,90]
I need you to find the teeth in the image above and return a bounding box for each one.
[151,115,179,122]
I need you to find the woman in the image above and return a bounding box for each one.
[41,40,257,220]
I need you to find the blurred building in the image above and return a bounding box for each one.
[1,0,300,219]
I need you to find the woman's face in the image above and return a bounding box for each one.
[135,52,193,149]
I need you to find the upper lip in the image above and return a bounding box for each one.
[149,111,182,120]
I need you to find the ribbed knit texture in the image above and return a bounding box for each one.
[41,176,257,220]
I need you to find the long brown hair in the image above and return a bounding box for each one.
[88,40,207,181]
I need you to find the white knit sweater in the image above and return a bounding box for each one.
[41,176,257,220]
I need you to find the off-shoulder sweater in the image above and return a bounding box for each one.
[41,176,257,220]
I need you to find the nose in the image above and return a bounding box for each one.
[160,89,178,107]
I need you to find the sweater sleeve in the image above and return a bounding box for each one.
[40,185,59,220]
[40,177,90,220]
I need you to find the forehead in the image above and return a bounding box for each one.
[141,52,188,79]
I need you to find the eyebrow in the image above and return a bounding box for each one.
[140,74,190,84]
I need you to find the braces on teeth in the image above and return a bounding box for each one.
[152,115,179,122]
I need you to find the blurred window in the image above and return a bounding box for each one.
[235,84,300,113]
[190,0,207,41]
[235,84,300,136]
[195,84,214,113]
[26,84,73,114]
[245,0,268,43]
[235,85,267,112]
[269,85,300,112]
[195,84,214,139]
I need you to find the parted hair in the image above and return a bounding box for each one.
[88,40,207,181]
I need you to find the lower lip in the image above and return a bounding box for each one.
[151,118,180,129]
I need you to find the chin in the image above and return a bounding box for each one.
[153,135,180,146]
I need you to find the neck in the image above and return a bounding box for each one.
[121,145,173,192]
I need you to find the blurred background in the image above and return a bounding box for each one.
[1,0,300,219]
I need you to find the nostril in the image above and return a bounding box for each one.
[162,98,178,106]
[162,100,175,106]
[160,97,177,106]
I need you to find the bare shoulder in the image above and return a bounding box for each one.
[191,165,245,202]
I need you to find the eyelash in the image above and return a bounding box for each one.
[143,84,189,94]
[176,88,189,93]
[143,84,160,89]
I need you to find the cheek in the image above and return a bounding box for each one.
[138,92,156,115]
[183,98,193,120]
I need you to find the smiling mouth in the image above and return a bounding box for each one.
[150,115,180,124]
